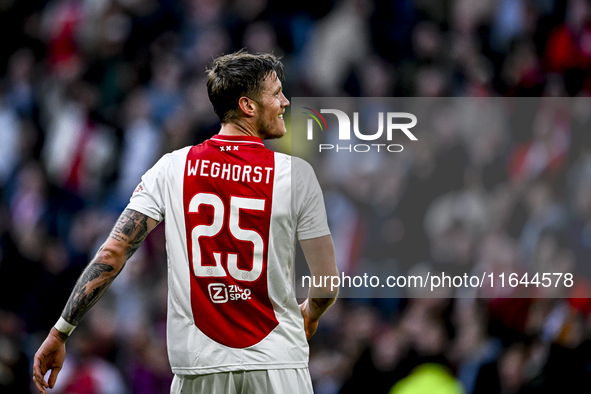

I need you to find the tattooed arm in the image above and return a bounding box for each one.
[61,209,157,325]
[32,209,159,394]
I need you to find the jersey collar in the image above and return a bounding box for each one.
[212,135,265,146]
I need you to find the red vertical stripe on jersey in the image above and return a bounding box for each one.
[183,138,279,348]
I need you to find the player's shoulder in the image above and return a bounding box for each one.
[157,146,192,164]
[275,153,317,180]
[147,146,192,175]
[168,145,193,159]
[290,155,315,174]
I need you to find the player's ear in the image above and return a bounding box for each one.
[238,96,257,117]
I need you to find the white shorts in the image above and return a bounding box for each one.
[170,368,314,394]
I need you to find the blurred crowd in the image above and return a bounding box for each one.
[0,0,591,393]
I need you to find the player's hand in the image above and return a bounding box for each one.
[299,299,319,340]
[33,328,67,394]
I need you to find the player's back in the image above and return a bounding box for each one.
[129,134,313,375]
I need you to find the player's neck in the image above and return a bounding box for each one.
[218,119,263,139]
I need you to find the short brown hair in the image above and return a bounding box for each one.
[206,50,284,123]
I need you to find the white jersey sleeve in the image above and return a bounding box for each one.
[126,154,169,222]
[292,157,330,240]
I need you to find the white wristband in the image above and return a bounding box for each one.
[54,317,76,336]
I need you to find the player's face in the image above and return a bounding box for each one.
[254,72,290,140]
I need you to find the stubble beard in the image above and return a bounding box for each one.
[257,115,285,140]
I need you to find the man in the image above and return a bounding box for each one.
[33,50,339,394]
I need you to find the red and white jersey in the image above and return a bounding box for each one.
[126,134,330,375]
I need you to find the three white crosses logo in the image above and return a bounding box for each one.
[303,107,417,152]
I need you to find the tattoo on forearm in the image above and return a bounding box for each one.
[62,263,115,325]
[61,209,152,326]
[108,209,150,259]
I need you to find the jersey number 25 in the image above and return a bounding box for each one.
[188,193,265,282]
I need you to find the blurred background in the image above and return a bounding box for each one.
[0,0,591,393]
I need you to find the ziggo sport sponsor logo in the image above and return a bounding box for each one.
[208,283,252,303]
[303,107,417,152]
